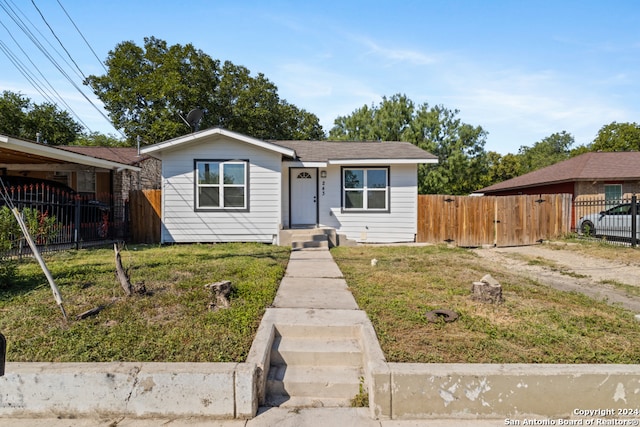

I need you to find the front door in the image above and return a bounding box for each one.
[291,168,317,226]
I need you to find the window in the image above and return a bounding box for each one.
[196,160,247,210]
[604,184,622,208]
[342,167,388,211]
[77,170,96,193]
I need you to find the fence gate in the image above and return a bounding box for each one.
[417,194,572,247]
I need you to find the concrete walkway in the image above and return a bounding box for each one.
[0,248,504,426]
[273,248,359,310]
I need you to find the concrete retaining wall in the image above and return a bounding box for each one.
[0,362,257,419]
[3,338,640,421]
[369,362,640,420]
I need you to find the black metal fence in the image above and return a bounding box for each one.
[0,182,129,258]
[574,195,639,247]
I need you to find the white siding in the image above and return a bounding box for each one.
[317,164,418,243]
[160,137,282,243]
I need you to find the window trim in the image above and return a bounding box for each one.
[341,166,390,213]
[194,159,249,212]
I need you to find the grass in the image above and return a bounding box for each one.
[4,239,640,364]
[599,279,640,298]
[331,244,640,364]
[0,243,290,362]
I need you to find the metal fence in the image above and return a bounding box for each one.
[0,182,129,258]
[574,195,639,247]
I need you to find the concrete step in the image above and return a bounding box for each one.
[266,365,362,399]
[291,238,329,250]
[271,336,363,367]
[274,324,360,340]
[337,233,358,247]
[264,395,353,408]
[280,228,340,247]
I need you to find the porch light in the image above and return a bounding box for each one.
[320,170,327,178]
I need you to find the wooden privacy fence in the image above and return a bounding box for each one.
[417,194,573,247]
[129,189,161,244]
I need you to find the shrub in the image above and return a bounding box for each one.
[0,206,60,249]
[0,260,17,289]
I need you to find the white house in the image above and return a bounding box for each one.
[140,128,437,245]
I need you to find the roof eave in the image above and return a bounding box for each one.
[328,158,438,165]
[141,128,296,158]
[0,135,140,172]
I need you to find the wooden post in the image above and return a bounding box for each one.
[114,243,133,296]
[11,208,67,321]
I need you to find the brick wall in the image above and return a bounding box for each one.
[575,180,640,202]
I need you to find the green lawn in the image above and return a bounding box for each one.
[331,244,640,364]
[4,241,640,364]
[0,243,290,362]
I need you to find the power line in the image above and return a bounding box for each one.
[3,0,83,82]
[31,0,87,81]
[0,1,93,131]
[0,18,89,128]
[0,0,125,138]
[56,0,107,74]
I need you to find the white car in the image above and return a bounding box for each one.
[578,203,640,241]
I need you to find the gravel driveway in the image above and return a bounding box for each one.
[472,244,640,313]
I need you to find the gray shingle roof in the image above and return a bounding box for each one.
[477,151,640,193]
[270,140,437,162]
[59,146,151,165]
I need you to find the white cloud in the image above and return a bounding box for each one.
[355,36,439,66]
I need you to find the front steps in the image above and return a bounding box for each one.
[279,228,357,249]
[265,326,364,408]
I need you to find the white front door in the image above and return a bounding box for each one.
[291,168,317,226]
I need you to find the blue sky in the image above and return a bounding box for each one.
[1,0,638,154]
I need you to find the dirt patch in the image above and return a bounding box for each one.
[472,244,640,313]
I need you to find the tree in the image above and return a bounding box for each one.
[24,103,83,145]
[482,152,523,188]
[0,91,82,145]
[86,36,324,145]
[0,91,28,137]
[72,132,127,147]
[590,122,640,152]
[517,131,574,174]
[330,94,488,195]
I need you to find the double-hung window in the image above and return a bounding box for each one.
[342,167,389,211]
[196,160,247,210]
[604,184,622,209]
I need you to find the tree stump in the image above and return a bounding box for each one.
[471,274,503,304]
[205,280,233,310]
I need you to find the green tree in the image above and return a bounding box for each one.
[518,131,574,174]
[72,131,127,147]
[86,36,324,144]
[0,91,82,145]
[330,94,488,195]
[590,122,640,152]
[24,103,83,145]
[0,91,28,137]
[482,151,523,188]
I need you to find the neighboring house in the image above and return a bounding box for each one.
[0,134,147,245]
[0,134,142,197]
[59,146,161,202]
[474,152,640,205]
[140,127,437,245]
